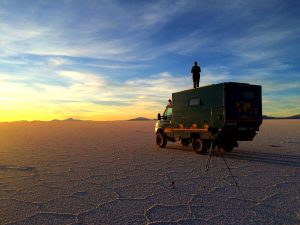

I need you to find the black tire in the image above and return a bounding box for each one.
[192,138,207,154]
[156,133,167,148]
[181,138,190,146]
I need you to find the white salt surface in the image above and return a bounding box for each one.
[0,120,299,224]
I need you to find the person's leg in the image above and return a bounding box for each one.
[196,79,199,87]
[193,80,196,88]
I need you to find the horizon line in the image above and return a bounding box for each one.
[1,114,300,123]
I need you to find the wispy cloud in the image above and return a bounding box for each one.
[263,95,300,116]
[48,57,71,67]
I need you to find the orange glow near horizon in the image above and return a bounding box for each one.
[0,101,156,122]
[0,72,298,122]
[0,99,298,122]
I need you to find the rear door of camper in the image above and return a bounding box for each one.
[225,83,262,121]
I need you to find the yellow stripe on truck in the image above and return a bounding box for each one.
[164,128,208,133]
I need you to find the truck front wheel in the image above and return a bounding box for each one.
[192,138,207,154]
[156,133,167,148]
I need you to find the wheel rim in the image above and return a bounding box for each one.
[193,138,206,153]
[194,140,201,150]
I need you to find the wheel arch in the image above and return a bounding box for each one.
[156,128,164,135]
[190,132,200,140]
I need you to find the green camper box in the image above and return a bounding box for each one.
[155,82,262,153]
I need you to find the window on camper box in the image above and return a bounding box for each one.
[189,98,200,107]
[243,91,254,99]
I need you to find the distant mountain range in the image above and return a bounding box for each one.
[51,118,81,122]
[262,114,300,119]
[129,115,300,121]
[128,117,152,121]
[9,114,300,123]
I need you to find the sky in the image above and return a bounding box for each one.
[0,0,299,121]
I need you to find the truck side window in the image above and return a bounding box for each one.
[189,98,200,106]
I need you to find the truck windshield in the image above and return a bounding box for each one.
[164,107,173,118]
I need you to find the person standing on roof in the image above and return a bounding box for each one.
[191,61,201,88]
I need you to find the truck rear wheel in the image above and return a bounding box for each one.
[192,138,206,154]
[156,133,167,148]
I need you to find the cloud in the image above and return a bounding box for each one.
[0,0,203,61]
[0,69,187,120]
[263,95,300,117]
[58,71,105,86]
[165,29,211,55]
[0,1,145,60]
[131,0,190,28]
[1,65,298,121]
[0,0,299,120]
[227,28,300,63]
[48,57,71,67]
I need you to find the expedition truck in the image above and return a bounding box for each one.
[155,82,262,153]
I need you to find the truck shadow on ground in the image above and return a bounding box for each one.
[165,145,194,152]
[164,145,300,168]
[221,150,300,168]
[0,165,37,173]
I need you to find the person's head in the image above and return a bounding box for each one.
[194,61,198,66]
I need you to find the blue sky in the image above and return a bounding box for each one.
[0,0,299,121]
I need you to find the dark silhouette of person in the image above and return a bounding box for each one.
[191,61,201,88]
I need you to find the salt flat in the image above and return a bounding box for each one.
[0,120,299,225]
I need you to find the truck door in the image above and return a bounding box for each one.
[211,106,225,128]
[161,106,173,136]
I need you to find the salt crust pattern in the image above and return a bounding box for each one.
[0,120,299,224]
